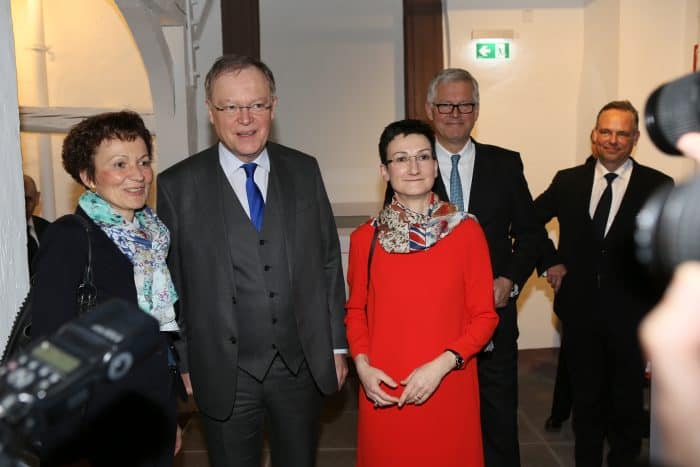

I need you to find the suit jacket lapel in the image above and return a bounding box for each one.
[267,146,296,283]
[467,140,488,214]
[605,159,640,240]
[200,146,243,292]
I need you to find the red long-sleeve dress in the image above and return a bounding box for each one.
[345,219,498,467]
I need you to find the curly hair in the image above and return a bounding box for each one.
[62,110,152,187]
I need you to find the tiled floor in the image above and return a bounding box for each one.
[175,348,649,467]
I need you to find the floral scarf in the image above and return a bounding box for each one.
[79,191,179,331]
[373,193,473,253]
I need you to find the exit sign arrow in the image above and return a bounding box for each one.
[476,42,510,60]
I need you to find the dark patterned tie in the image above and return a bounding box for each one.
[592,173,618,239]
[450,154,464,211]
[242,163,265,231]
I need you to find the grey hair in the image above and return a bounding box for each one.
[205,54,276,101]
[426,68,480,104]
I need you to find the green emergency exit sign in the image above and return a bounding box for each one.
[476,42,510,59]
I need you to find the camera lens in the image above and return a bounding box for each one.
[645,72,700,155]
[636,176,700,278]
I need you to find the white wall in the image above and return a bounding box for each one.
[190,0,221,152]
[1,0,29,349]
[260,0,404,208]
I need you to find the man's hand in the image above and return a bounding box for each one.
[493,276,514,308]
[174,424,183,455]
[545,264,567,293]
[181,372,193,396]
[334,354,348,390]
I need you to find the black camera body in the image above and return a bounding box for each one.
[637,72,700,278]
[0,299,160,464]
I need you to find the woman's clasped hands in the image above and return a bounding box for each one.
[354,352,455,408]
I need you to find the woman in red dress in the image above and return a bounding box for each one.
[345,119,499,467]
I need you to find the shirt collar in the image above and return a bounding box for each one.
[435,138,473,159]
[594,157,633,181]
[218,142,271,174]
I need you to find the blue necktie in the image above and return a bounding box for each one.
[242,163,264,231]
[592,172,617,239]
[450,154,464,211]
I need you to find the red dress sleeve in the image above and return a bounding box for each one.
[447,219,499,360]
[344,223,374,358]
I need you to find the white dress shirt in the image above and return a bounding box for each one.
[218,143,270,218]
[27,217,40,246]
[588,158,633,236]
[436,139,476,209]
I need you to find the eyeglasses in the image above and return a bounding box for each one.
[432,102,477,115]
[210,102,273,114]
[385,154,436,165]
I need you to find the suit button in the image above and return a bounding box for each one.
[272,317,278,324]
[269,292,276,298]
[232,296,237,304]
[229,337,237,344]
[264,265,271,271]
[259,239,266,245]
[272,344,277,350]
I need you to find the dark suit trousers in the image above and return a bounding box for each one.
[478,299,521,467]
[200,356,323,467]
[550,336,573,422]
[565,310,645,467]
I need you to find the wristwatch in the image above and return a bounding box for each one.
[445,349,465,370]
[509,283,520,298]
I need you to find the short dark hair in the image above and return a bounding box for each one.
[62,110,152,188]
[378,119,436,165]
[596,100,639,130]
[204,54,276,101]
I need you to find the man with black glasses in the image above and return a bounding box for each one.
[424,68,545,467]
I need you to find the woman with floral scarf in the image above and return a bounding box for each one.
[31,111,181,467]
[345,119,499,467]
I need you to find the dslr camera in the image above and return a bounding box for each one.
[636,72,700,278]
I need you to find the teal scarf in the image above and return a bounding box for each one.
[79,191,179,331]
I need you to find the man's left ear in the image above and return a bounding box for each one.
[270,96,279,119]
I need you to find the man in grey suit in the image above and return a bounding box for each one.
[157,55,348,467]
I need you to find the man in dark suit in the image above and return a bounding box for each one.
[535,101,672,466]
[157,55,348,467]
[423,68,545,467]
[24,174,50,275]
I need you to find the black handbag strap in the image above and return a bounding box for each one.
[366,227,379,291]
[71,214,96,314]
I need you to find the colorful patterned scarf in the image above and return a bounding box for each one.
[374,192,473,253]
[79,191,179,331]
